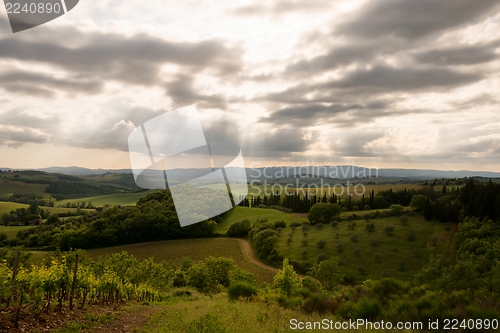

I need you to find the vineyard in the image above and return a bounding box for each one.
[0,251,163,330]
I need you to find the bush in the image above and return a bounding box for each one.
[286,237,292,246]
[390,204,405,216]
[400,215,409,225]
[316,223,324,230]
[370,238,378,247]
[384,226,395,236]
[407,230,416,241]
[352,247,361,257]
[301,250,308,259]
[290,222,302,228]
[274,220,286,228]
[350,234,358,242]
[353,206,359,211]
[330,221,338,229]
[228,281,258,300]
[336,242,344,253]
[301,239,308,247]
[317,253,327,262]
[364,205,370,211]
[0,232,7,243]
[399,259,406,271]
[374,253,382,263]
[358,265,366,274]
[365,223,375,232]
[227,219,252,237]
[317,239,326,249]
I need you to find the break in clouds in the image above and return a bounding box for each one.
[0,0,499,169]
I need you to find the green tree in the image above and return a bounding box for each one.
[423,198,433,220]
[273,258,302,296]
[310,257,345,291]
[307,203,341,225]
[410,194,427,211]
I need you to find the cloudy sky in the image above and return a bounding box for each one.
[1,0,500,171]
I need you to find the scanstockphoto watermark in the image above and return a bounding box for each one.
[248,163,380,197]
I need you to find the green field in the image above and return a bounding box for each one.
[57,191,154,207]
[248,183,424,198]
[0,202,87,216]
[0,181,49,197]
[0,225,35,239]
[0,202,30,215]
[87,238,275,283]
[217,206,307,234]
[276,215,454,283]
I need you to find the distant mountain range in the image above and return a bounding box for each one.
[2,165,499,180]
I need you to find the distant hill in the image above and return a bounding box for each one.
[11,165,499,180]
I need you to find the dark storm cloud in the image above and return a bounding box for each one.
[414,41,500,66]
[0,70,103,97]
[336,0,500,40]
[165,75,227,109]
[323,66,483,92]
[244,128,316,158]
[0,32,242,91]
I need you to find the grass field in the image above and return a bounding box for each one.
[87,238,275,283]
[0,202,87,216]
[248,183,424,198]
[217,206,307,234]
[0,181,49,197]
[276,215,454,283]
[0,225,35,239]
[57,191,154,207]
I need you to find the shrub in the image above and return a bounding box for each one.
[274,220,286,228]
[350,234,359,242]
[374,253,382,263]
[308,203,342,225]
[302,224,310,232]
[330,221,338,229]
[290,222,302,228]
[352,247,361,257]
[390,204,405,216]
[431,236,437,246]
[399,259,406,271]
[336,242,344,253]
[317,253,327,262]
[286,237,292,246]
[380,270,391,278]
[0,232,7,243]
[353,206,359,211]
[228,281,258,300]
[365,223,375,232]
[316,223,324,230]
[301,239,308,247]
[358,265,366,274]
[317,239,326,249]
[302,231,308,237]
[364,205,370,211]
[407,230,416,241]
[370,238,378,247]
[400,215,409,225]
[227,219,252,237]
[301,250,308,259]
[384,226,395,236]
[334,232,339,239]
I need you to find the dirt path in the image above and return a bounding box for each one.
[235,238,307,278]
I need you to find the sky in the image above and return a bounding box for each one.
[0,0,500,171]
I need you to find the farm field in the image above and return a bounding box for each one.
[57,191,154,207]
[0,225,35,239]
[248,183,424,198]
[0,181,49,197]
[276,215,455,283]
[87,238,275,283]
[0,202,87,215]
[217,206,307,234]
